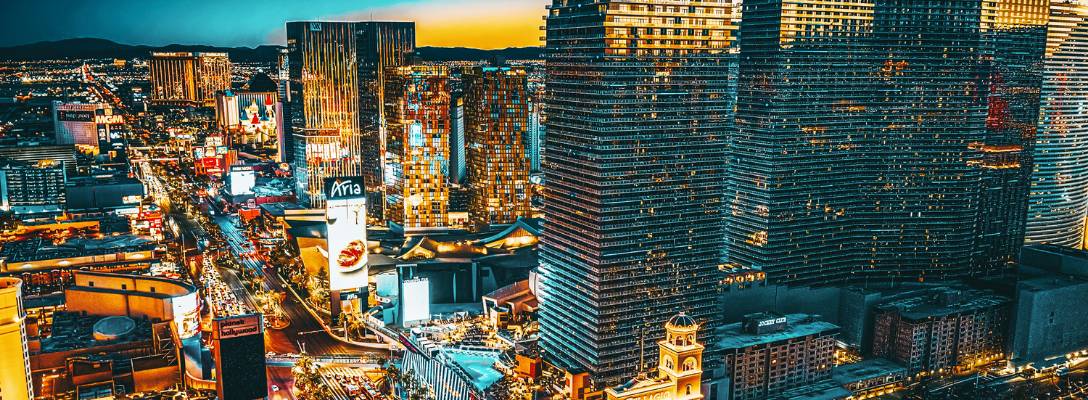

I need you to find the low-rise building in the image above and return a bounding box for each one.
[0,236,160,293]
[871,288,1010,376]
[0,157,67,216]
[832,358,908,398]
[1011,245,1088,366]
[713,313,840,400]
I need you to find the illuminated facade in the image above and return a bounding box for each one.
[196,53,231,106]
[726,0,1044,284]
[715,313,838,400]
[0,278,31,400]
[148,52,231,106]
[293,129,354,208]
[356,22,416,193]
[541,0,734,386]
[975,0,1048,270]
[1025,1,1088,248]
[286,22,362,208]
[463,66,532,225]
[383,66,451,228]
[604,313,705,400]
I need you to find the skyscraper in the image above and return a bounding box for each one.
[148,52,197,105]
[1025,1,1088,248]
[286,22,361,208]
[975,0,1048,269]
[148,52,231,106]
[356,22,416,195]
[383,66,451,229]
[462,66,532,225]
[285,21,414,208]
[541,0,734,386]
[726,0,1038,285]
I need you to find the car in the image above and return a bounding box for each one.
[271,385,279,391]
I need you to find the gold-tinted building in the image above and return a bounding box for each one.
[383,66,451,229]
[0,278,31,400]
[286,22,362,207]
[462,66,532,225]
[148,52,231,106]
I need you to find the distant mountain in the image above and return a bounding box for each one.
[416,46,543,61]
[0,38,283,62]
[0,38,542,62]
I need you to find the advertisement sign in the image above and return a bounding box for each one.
[401,278,430,323]
[172,292,200,339]
[216,146,229,155]
[194,148,205,159]
[325,176,368,291]
[229,165,256,196]
[94,114,124,125]
[57,110,94,121]
[212,314,263,339]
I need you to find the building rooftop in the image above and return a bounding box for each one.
[831,358,907,387]
[713,314,840,350]
[875,288,1011,320]
[443,350,505,391]
[259,201,307,218]
[38,310,153,353]
[0,235,156,262]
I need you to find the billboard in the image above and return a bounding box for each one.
[172,292,200,339]
[325,176,367,291]
[57,110,94,121]
[402,277,430,323]
[229,165,256,195]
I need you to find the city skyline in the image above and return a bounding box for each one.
[0,0,548,50]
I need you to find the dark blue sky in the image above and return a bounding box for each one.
[0,0,547,49]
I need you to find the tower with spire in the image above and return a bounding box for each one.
[604,313,705,400]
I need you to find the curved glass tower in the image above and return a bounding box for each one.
[1025,1,1088,248]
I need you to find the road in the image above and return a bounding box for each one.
[213,213,390,357]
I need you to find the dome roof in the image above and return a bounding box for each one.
[245,72,278,93]
[667,312,698,330]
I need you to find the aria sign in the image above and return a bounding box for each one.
[324,176,366,201]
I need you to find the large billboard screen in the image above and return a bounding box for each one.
[229,165,256,195]
[325,176,368,291]
[172,292,200,339]
[401,278,430,323]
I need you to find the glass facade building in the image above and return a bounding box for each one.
[286,22,362,208]
[148,52,231,106]
[462,66,532,225]
[383,66,451,229]
[1025,1,1088,248]
[541,0,734,387]
[726,0,1046,285]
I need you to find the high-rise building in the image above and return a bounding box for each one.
[462,66,532,225]
[0,278,32,400]
[286,22,361,207]
[383,66,451,229]
[52,102,112,148]
[726,0,1040,285]
[148,52,231,106]
[356,22,416,193]
[1025,1,1088,248]
[541,0,734,386]
[449,95,466,185]
[975,0,1048,269]
[195,53,231,106]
